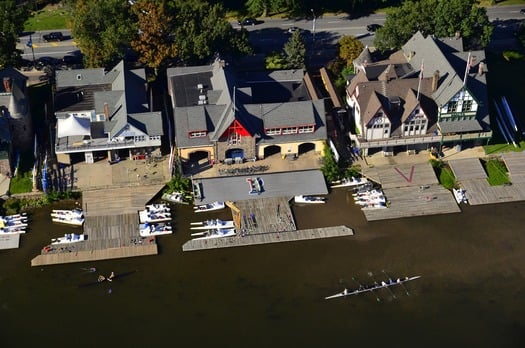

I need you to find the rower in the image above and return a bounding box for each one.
[343,288,348,295]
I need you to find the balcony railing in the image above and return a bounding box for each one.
[351,131,492,149]
[55,137,161,154]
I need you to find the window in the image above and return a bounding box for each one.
[298,125,314,133]
[189,131,207,138]
[463,99,473,111]
[266,128,281,135]
[282,127,298,135]
[447,101,458,112]
[134,135,145,142]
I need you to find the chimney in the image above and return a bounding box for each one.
[3,77,11,93]
[454,31,461,40]
[432,70,440,92]
[104,103,109,119]
[478,62,485,76]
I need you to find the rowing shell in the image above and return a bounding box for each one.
[324,276,421,300]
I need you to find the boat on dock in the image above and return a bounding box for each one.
[294,195,326,204]
[138,209,172,223]
[352,189,384,198]
[453,188,468,204]
[139,222,173,237]
[355,195,387,205]
[161,191,189,205]
[246,177,264,195]
[0,225,27,234]
[51,233,86,244]
[361,202,388,210]
[194,201,225,213]
[192,228,236,240]
[331,176,369,188]
[145,204,171,214]
[324,275,421,300]
[190,219,235,230]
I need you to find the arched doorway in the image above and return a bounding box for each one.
[263,145,281,159]
[298,142,315,154]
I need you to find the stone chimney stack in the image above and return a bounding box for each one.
[478,62,485,76]
[3,77,11,93]
[432,70,440,92]
[104,103,109,119]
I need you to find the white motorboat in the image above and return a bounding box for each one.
[352,189,384,198]
[331,176,369,188]
[52,215,84,226]
[294,195,326,204]
[194,201,225,213]
[355,196,387,205]
[138,209,172,223]
[190,219,235,230]
[192,228,236,240]
[51,209,83,219]
[161,192,189,205]
[0,225,27,234]
[51,233,86,244]
[0,213,27,221]
[145,204,171,214]
[0,217,28,229]
[453,188,468,204]
[139,222,173,237]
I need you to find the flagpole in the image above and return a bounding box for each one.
[416,59,424,101]
[463,51,471,87]
[27,34,36,68]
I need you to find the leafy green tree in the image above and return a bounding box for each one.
[265,52,287,70]
[338,35,364,67]
[283,30,306,69]
[0,1,29,68]
[131,0,177,73]
[374,0,492,52]
[320,143,339,183]
[170,0,252,64]
[69,0,136,68]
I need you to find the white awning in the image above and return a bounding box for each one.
[57,115,91,138]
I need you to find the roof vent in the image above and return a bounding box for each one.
[76,74,82,80]
[197,83,204,90]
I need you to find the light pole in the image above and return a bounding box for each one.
[310,9,316,43]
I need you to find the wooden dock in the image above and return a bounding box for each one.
[182,225,354,251]
[233,197,296,233]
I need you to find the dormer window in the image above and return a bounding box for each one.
[189,130,207,138]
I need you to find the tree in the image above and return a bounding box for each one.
[130,0,177,73]
[283,30,306,69]
[0,1,29,68]
[69,0,136,68]
[170,0,252,64]
[338,35,364,67]
[374,0,492,52]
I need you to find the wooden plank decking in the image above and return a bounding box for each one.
[182,225,354,251]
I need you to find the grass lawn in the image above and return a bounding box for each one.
[483,159,511,185]
[24,5,69,31]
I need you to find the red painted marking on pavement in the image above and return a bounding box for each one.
[394,166,415,182]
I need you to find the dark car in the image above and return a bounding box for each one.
[366,24,382,32]
[238,18,257,26]
[521,9,525,14]
[62,55,82,65]
[42,32,64,42]
[35,56,60,70]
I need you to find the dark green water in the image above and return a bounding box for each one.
[1,190,525,347]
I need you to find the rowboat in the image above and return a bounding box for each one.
[51,209,83,219]
[190,219,235,230]
[192,228,236,240]
[325,275,421,300]
[294,195,325,204]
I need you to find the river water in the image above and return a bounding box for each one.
[1,190,525,347]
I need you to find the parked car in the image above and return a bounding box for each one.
[521,9,525,14]
[287,26,300,33]
[35,56,60,70]
[366,24,382,32]
[62,55,82,65]
[238,18,257,26]
[42,32,64,42]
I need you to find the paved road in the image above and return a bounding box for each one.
[17,5,525,63]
